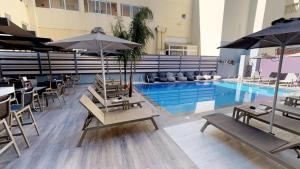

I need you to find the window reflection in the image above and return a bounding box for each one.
[111,3,117,16]
[36,0,50,8]
[51,0,65,9]
[66,0,79,10]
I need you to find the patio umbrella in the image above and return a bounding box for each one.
[48,27,139,111]
[219,17,300,133]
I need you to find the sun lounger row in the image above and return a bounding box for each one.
[145,72,222,83]
[76,75,159,146]
[244,71,299,86]
[94,74,128,98]
[78,95,159,146]
[201,113,300,169]
[201,99,300,169]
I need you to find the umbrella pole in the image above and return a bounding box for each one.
[269,45,285,133]
[99,46,108,112]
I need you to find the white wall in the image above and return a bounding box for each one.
[199,0,225,56]
[221,0,252,42]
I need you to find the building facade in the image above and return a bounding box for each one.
[0,0,299,56]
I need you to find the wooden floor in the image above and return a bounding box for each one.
[0,85,198,169]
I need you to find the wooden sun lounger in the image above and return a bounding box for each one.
[78,95,159,147]
[260,78,276,84]
[201,113,300,169]
[95,78,122,91]
[94,83,128,98]
[261,103,300,119]
[96,74,121,86]
[88,86,144,110]
[247,113,300,136]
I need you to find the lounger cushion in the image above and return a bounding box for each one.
[202,113,288,152]
[145,73,155,83]
[177,73,187,81]
[184,72,194,81]
[166,72,176,82]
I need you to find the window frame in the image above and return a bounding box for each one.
[65,0,79,11]
[121,4,142,18]
[121,4,131,17]
[86,0,117,15]
[35,0,51,8]
[35,0,79,11]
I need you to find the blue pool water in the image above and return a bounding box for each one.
[135,81,294,115]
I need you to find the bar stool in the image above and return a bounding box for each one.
[0,95,21,157]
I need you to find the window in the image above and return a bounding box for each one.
[121,4,130,17]
[95,1,100,13]
[121,4,142,18]
[111,3,117,16]
[106,2,111,14]
[132,6,140,16]
[100,2,107,14]
[88,0,96,13]
[36,0,50,8]
[84,0,88,12]
[51,0,65,9]
[65,0,79,10]
[85,0,117,15]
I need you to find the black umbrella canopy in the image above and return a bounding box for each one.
[219,17,300,133]
[220,18,300,49]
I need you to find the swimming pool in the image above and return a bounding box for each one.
[135,81,294,115]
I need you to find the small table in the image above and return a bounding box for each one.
[233,104,271,124]
[0,87,15,97]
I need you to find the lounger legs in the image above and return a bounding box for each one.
[201,121,210,132]
[12,112,30,147]
[150,117,158,130]
[28,108,40,136]
[295,149,300,158]
[77,130,88,147]
[0,119,21,157]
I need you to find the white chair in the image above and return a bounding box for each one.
[280,73,298,87]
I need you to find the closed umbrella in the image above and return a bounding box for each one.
[219,17,300,133]
[48,27,139,112]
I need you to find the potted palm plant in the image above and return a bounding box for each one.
[128,7,154,96]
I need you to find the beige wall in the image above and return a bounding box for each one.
[1,0,294,56]
[199,0,225,56]
[249,0,285,57]
[0,0,31,28]
[221,0,253,42]
[30,0,194,54]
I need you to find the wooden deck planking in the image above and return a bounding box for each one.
[0,85,197,169]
